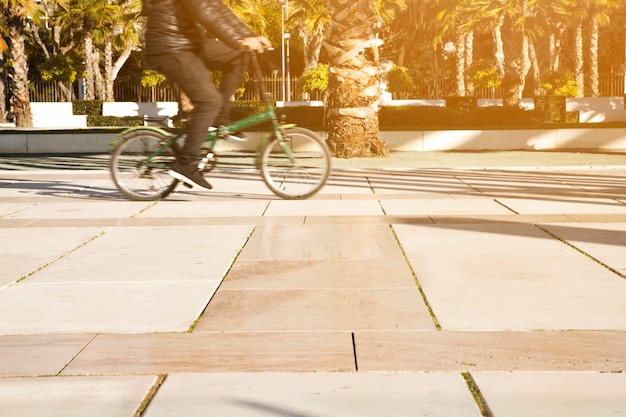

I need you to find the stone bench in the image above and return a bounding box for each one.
[30,102,87,128]
[101,102,179,126]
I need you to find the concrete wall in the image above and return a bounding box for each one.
[2,126,626,154]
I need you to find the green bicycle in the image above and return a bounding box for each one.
[110,52,331,201]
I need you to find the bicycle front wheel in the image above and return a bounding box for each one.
[110,129,180,201]
[260,127,331,199]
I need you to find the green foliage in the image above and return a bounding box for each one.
[87,115,144,127]
[378,105,577,128]
[298,64,329,95]
[386,64,416,95]
[72,100,104,115]
[141,70,168,88]
[466,59,501,89]
[276,106,326,129]
[213,71,249,99]
[540,71,578,97]
[231,100,267,119]
[38,53,85,83]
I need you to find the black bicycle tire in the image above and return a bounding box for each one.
[260,127,331,199]
[110,129,180,201]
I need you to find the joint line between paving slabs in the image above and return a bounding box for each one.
[134,374,167,417]
[388,224,442,330]
[10,229,109,287]
[351,332,359,371]
[57,333,98,376]
[187,226,258,332]
[462,372,494,417]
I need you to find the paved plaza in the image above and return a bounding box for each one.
[1,151,626,416]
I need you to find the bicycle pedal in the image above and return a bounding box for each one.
[183,182,193,189]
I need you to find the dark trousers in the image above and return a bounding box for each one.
[146,40,247,163]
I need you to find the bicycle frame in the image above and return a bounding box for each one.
[203,51,296,163]
[110,51,296,169]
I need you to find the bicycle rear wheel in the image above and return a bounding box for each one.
[110,129,180,201]
[260,127,331,199]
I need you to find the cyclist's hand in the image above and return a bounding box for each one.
[241,36,272,53]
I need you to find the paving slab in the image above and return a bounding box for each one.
[0,375,157,417]
[0,281,217,334]
[394,223,626,330]
[366,169,477,195]
[0,174,113,200]
[2,200,154,218]
[220,259,418,289]
[380,198,514,216]
[264,199,384,216]
[472,371,626,417]
[354,331,626,372]
[196,287,435,332]
[455,170,584,196]
[21,225,253,283]
[0,227,104,288]
[0,334,94,376]
[541,222,626,272]
[238,223,400,261]
[320,171,376,195]
[141,372,481,417]
[135,200,269,218]
[62,332,355,374]
[497,196,626,214]
[195,222,436,331]
[0,202,36,216]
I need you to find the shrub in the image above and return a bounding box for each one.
[386,65,416,95]
[298,64,329,97]
[73,100,104,116]
[466,59,501,89]
[541,71,578,97]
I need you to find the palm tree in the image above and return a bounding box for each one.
[586,0,619,97]
[2,0,37,127]
[55,0,117,100]
[435,0,475,96]
[468,0,528,107]
[0,37,8,121]
[103,0,142,101]
[291,0,329,71]
[324,0,387,157]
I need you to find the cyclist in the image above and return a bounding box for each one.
[143,0,271,190]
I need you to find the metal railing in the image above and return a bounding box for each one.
[28,73,626,103]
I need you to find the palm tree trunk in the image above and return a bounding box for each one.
[104,40,114,101]
[501,12,524,107]
[453,26,466,96]
[493,15,505,79]
[84,32,96,100]
[575,22,584,97]
[324,0,387,158]
[465,30,474,96]
[8,19,33,127]
[588,9,599,97]
[0,44,8,122]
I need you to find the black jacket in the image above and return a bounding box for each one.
[144,0,255,56]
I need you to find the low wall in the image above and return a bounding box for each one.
[2,125,626,154]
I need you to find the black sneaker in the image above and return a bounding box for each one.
[168,161,213,190]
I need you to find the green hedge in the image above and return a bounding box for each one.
[87,115,144,127]
[73,100,104,116]
[72,99,579,129]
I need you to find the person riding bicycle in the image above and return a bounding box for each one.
[143,0,271,190]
